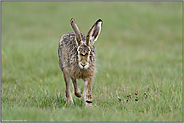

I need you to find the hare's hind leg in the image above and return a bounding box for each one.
[71,78,82,98]
[63,70,73,105]
[83,78,93,106]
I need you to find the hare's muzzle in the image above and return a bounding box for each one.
[79,62,90,69]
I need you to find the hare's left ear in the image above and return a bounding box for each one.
[86,19,103,46]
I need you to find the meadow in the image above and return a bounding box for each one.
[1,1,183,122]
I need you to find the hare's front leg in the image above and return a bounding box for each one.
[71,78,82,98]
[63,70,73,105]
[83,78,93,106]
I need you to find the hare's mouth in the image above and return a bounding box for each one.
[78,62,90,69]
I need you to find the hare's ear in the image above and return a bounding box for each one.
[70,18,82,46]
[86,19,103,46]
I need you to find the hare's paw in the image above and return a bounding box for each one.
[65,91,74,105]
[75,91,82,98]
[86,94,93,106]
[66,98,74,105]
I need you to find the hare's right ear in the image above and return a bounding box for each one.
[86,19,103,46]
[70,18,82,46]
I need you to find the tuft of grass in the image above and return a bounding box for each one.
[1,1,183,122]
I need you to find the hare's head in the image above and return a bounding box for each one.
[70,18,102,69]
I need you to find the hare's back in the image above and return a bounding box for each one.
[58,31,85,71]
[59,32,76,48]
[59,31,86,49]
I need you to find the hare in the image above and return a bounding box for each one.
[58,18,102,106]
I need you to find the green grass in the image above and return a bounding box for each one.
[1,1,183,122]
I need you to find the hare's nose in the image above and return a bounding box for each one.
[81,63,86,67]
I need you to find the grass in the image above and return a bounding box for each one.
[1,1,183,122]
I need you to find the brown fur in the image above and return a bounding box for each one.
[58,18,102,106]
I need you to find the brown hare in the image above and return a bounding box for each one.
[58,18,103,106]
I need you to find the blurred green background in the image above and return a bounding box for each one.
[1,1,183,122]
